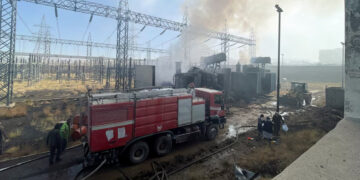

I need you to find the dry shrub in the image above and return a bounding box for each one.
[30,115,56,131]
[42,106,52,117]
[4,146,19,154]
[51,108,66,122]
[0,103,28,119]
[25,99,34,106]
[43,117,56,130]
[13,79,110,99]
[8,128,23,139]
[2,143,48,158]
[65,103,77,116]
[238,129,325,176]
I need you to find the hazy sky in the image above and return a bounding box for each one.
[15,0,344,64]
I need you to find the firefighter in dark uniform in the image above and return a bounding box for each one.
[272,112,283,137]
[47,124,62,164]
[257,114,265,138]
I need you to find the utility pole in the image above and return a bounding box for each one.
[275,4,283,113]
[341,42,345,88]
[281,53,284,85]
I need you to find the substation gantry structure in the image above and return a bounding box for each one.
[0,0,256,106]
[16,34,168,54]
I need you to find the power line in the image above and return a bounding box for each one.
[147,34,161,43]
[56,20,61,39]
[81,13,94,41]
[54,4,61,39]
[81,23,92,42]
[128,26,145,42]
[17,13,33,34]
[155,34,181,47]
[146,29,168,44]
[103,28,117,43]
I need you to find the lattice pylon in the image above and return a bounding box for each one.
[0,0,17,106]
[115,0,129,91]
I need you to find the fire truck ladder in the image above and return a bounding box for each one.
[90,88,189,105]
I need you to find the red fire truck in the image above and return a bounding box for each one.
[73,88,226,165]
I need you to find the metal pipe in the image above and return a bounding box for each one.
[341,42,345,88]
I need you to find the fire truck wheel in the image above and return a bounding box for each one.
[206,124,218,140]
[154,135,172,156]
[128,141,149,164]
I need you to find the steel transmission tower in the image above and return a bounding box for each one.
[16,34,168,54]
[222,20,229,65]
[129,22,135,59]
[115,0,129,90]
[182,6,189,66]
[146,41,151,62]
[249,30,256,58]
[87,33,92,57]
[0,0,17,106]
[34,16,51,74]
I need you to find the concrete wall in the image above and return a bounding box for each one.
[134,65,155,88]
[267,65,342,83]
[319,48,342,65]
[326,87,344,110]
[345,0,360,119]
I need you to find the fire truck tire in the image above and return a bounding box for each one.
[154,135,172,156]
[206,124,218,140]
[128,141,149,164]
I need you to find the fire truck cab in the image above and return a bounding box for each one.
[74,88,226,166]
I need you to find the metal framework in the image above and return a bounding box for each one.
[21,0,185,31]
[115,0,129,90]
[19,0,254,44]
[16,34,168,54]
[86,33,92,57]
[0,0,257,105]
[0,0,17,105]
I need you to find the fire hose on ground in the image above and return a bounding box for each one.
[165,126,248,177]
[79,159,107,180]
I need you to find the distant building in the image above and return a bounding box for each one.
[319,48,342,65]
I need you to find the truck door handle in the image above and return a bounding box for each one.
[109,139,117,144]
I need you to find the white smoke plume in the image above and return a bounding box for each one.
[180,0,343,64]
[157,0,343,85]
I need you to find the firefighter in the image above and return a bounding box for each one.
[47,124,62,164]
[0,122,7,155]
[188,82,196,97]
[257,114,265,137]
[60,119,70,153]
[272,112,283,137]
[262,117,273,140]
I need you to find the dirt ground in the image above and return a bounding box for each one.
[0,99,85,160]
[0,81,342,179]
[168,107,342,180]
[80,106,342,180]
